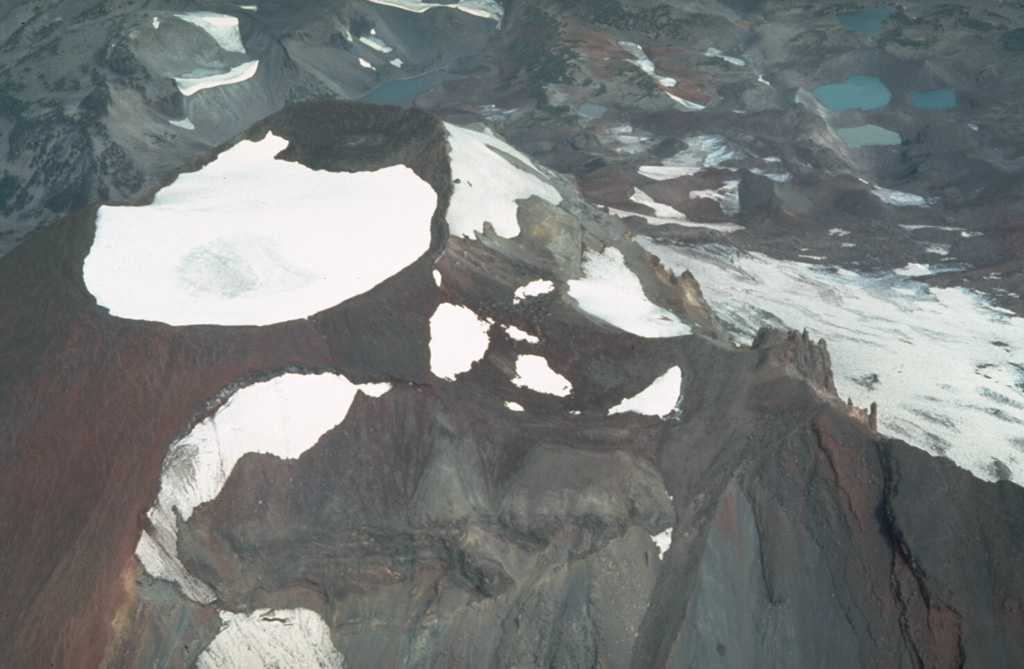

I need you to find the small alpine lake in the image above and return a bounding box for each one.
[813,75,892,110]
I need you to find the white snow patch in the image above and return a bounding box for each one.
[873,187,933,207]
[637,238,1024,484]
[512,354,572,396]
[152,17,160,29]
[175,60,259,95]
[652,529,673,557]
[445,124,562,239]
[638,135,740,180]
[609,366,682,417]
[513,279,555,303]
[136,372,375,602]
[704,47,745,67]
[169,117,194,130]
[505,401,525,412]
[358,382,393,397]
[608,188,743,234]
[567,247,692,338]
[504,325,539,344]
[429,303,491,380]
[359,35,393,53]
[829,228,851,237]
[361,0,502,21]
[689,180,740,215]
[390,58,404,68]
[358,57,375,70]
[84,133,435,326]
[197,608,344,669]
[175,12,247,53]
[925,244,951,256]
[239,5,258,11]
[433,269,443,287]
[893,263,941,277]
[619,41,705,111]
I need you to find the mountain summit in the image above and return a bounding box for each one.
[0,100,1021,668]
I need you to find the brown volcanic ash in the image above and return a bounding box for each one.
[0,101,1022,668]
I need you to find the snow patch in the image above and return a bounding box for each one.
[358,58,375,70]
[84,133,435,326]
[638,135,740,180]
[175,60,259,96]
[504,325,539,344]
[512,354,572,396]
[359,35,393,53]
[361,0,502,21]
[175,11,247,53]
[608,188,743,233]
[873,187,932,207]
[568,247,692,338]
[505,401,525,412]
[619,41,705,111]
[829,228,851,237]
[704,47,745,67]
[429,303,491,380]
[513,279,555,303]
[169,117,194,130]
[197,609,344,669]
[637,238,1024,484]
[652,529,672,557]
[609,366,682,417]
[433,269,443,287]
[445,124,562,239]
[136,372,375,602]
[152,17,160,29]
[390,58,404,68]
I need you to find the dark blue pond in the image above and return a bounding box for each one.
[813,75,892,111]
[359,70,454,106]
[836,7,894,35]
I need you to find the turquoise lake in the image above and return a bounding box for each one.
[910,89,956,109]
[813,75,892,111]
[836,7,894,35]
[359,70,454,106]
[838,124,901,148]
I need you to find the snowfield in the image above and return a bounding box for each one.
[175,12,247,53]
[512,354,572,396]
[639,239,1024,484]
[445,124,562,239]
[568,247,693,338]
[609,366,682,417]
[362,0,503,21]
[430,303,492,380]
[137,372,387,602]
[608,187,743,233]
[174,60,259,96]
[197,608,344,669]
[513,279,554,303]
[83,133,436,326]
[651,529,673,558]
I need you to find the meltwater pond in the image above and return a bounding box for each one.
[838,124,901,148]
[359,70,454,106]
[911,89,957,109]
[813,75,891,111]
[836,7,894,35]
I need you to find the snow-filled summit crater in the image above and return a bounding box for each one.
[83,133,436,326]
